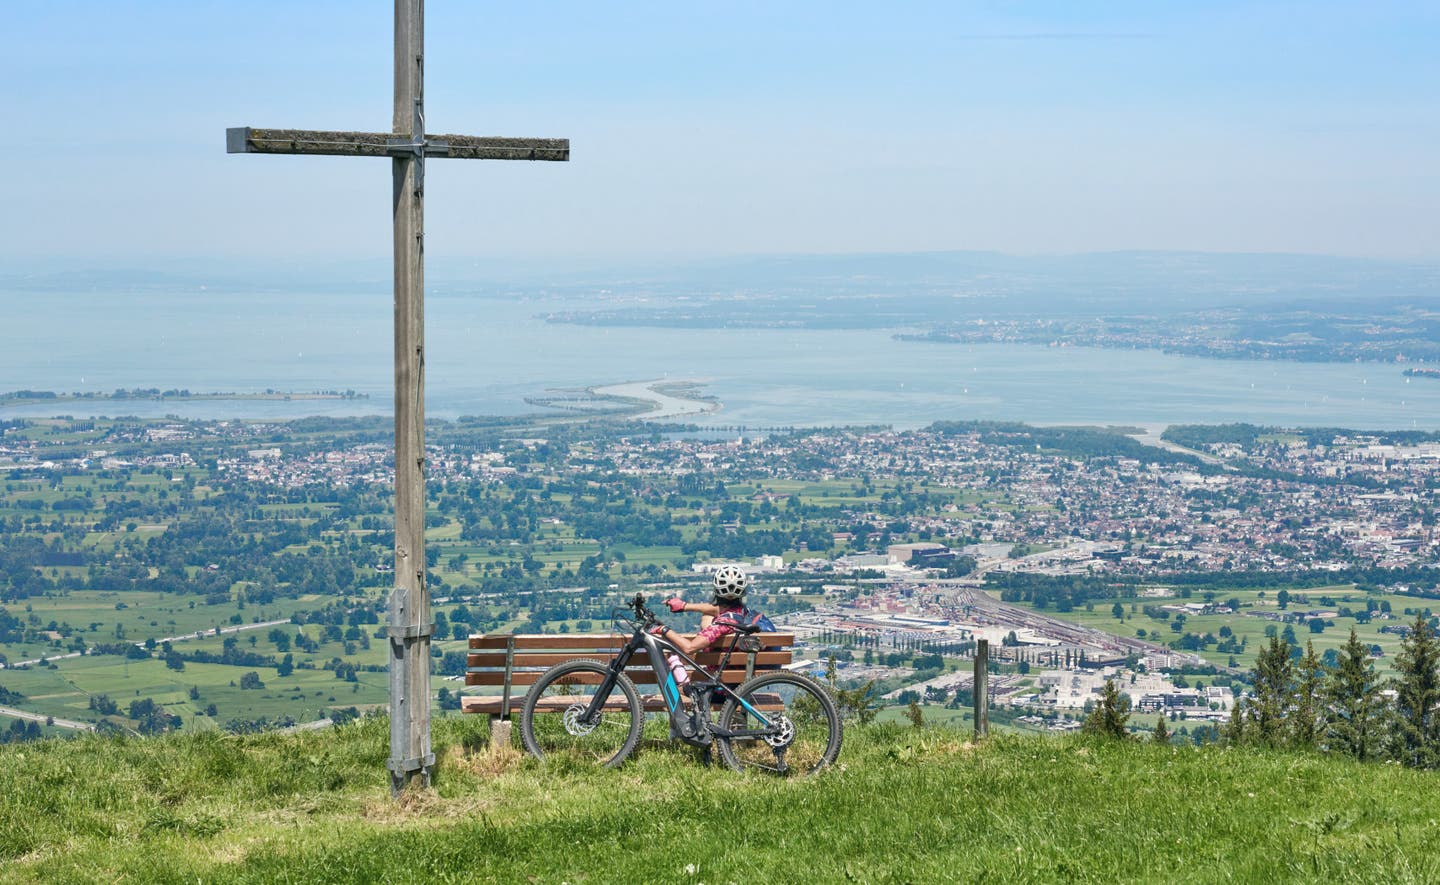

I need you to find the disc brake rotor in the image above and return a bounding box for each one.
[563,704,598,736]
[764,714,796,749]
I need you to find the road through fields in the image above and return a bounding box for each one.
[1,618,296,671]
[0,705,95,731]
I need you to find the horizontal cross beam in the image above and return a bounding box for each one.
[226,127,569,161]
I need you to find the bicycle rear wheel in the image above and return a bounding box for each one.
[519,659,643,768]
[715,671,842,776]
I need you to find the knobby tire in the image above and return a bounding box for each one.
[519,659,643,768]
[716,671,842,776]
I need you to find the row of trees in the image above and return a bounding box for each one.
[1084,613,1440,768]
[1227,612,1440,767]
[993,568,1440,616]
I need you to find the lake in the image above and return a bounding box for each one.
[2,287,1437,430]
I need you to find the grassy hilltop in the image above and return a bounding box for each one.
[2,719,1439,884]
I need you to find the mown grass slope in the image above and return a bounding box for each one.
[2,718,1438,883]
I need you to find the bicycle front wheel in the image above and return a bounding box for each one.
[716,671,842,776]
[519,659,643,768]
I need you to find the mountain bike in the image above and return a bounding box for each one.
[518,594,842,775]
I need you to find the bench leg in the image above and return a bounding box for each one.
[490,715,512,750]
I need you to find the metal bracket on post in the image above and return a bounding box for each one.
[225,126,251,154]
[387,136,427,194]
[386,753,436,776]
[386,584,435,643]
[387,587,434,793]
[386,622,436,642]
[386,137,427,158]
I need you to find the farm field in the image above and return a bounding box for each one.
[0,632,488,735]
[994,585,1426,674]
[0,589,327,666]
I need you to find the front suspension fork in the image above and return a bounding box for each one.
[581,644,639,724]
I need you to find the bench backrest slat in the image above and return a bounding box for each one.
[467,650,793,669]
[468,633,794,650]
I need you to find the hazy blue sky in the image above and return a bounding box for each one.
[3,1,1437,265]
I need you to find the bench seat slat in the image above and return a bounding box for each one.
[469,635,629,650]
[461,692,785,715]
[466,667,768,687]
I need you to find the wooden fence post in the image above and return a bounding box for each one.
[974,638,989,740]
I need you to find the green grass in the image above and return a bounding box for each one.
[2,719,1439,882]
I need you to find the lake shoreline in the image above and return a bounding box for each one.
[2,284,1437,430]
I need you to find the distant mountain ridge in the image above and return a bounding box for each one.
[3,250,1437,310]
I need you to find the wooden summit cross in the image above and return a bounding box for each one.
[226,1,568,794]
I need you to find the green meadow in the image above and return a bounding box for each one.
[2,718,1439,883]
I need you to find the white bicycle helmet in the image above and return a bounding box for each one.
[711,565,748,601]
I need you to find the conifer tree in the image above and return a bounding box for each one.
[1390,612,1440,768]
[826,652,882,725]
[1247,636,1294,746]
[1153,715,1170,744]
[1225,697,1246,745]
[1083,679,1131,740]
[905,698,924,729]
[1290,640,1324,749]
[1326,628,1382,762]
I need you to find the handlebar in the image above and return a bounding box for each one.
[612,593,669,637]
[631,593,657,625]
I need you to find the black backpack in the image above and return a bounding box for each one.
[714,606,776,633]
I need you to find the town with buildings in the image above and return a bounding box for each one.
[2,414,1435,737]
[5,419,1435,577]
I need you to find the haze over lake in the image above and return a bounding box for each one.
[3,284,1438,430]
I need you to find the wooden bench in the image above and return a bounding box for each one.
[461,632,796,724]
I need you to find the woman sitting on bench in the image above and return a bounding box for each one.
[650,565,771,654]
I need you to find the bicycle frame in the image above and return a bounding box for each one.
[580,602,776,748]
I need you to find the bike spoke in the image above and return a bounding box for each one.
[521,662,642,767]
[717,673,842,777]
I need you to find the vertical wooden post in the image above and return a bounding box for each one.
[387,0,433,795]
[225,0,567,799]
[973,638,989,740]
